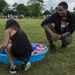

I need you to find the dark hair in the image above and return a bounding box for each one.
[58,1,68,9]
[5,19,20,29]
[5,19,24,34]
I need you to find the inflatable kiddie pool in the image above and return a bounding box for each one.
[0,43,48,65]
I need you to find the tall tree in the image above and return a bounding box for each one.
[0,0,7,13]
[73,7,75,14]
[43,10,51,15]
[12,3,18,11]
[27,0,44,17]
[16,4,27,16]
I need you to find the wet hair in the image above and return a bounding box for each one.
[58,1,68,9]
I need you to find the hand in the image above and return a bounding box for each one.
[57,35,61,40]
[51,32,61,41]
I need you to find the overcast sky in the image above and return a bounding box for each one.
[5,0,75,11]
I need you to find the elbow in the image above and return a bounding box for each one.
[41,23,46,27]
[41,21,46,27]
[41,22,44,27]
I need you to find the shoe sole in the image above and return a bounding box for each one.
[9,65,17,74]
[9,70,16,74]
[24,62,31,71]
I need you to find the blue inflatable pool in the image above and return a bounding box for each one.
[0,43,48,65]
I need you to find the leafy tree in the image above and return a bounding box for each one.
[4,10,18,15]
[43,10,51,15]
[12,3,18,11]
[16,4,27,16]
[3,3,18,15]
[73,7,75,14]
[0,0,7,13]
[27,0,44,17]
[27,0,43,4]
[73,7,75,11]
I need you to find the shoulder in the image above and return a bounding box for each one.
[5,28,15,35]
[68,11,75,17]
[5,28,10,33]
[67,11,75,22]
[5,28,17,38]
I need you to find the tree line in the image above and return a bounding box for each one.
[0,0,75,18]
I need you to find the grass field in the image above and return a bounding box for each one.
[0,18,75,75]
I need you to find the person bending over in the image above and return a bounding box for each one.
[0,19,33,73]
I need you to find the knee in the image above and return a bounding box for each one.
[62,35,72,45]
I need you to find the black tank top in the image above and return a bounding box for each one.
[10,32,33,60]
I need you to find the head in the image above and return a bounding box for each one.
[5,19,21,30]
[57,1,68,17]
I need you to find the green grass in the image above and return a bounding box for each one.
[0,18,75,75]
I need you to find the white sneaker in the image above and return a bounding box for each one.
[9,67,16,74]
[25,62,31,71]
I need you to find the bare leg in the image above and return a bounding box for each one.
[6,44,15,68]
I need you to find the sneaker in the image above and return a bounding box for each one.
[21,62,31,71]
[61,43,67,48]
[50,44,55,53]
[9,67,16,74]
[21,64,25,70]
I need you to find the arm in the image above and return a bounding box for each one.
[62,32,70,37]
[43,25,61,41]
[41,12,62,41]
[41,12,57,26]
[50,32,70,41]
[0,29,10,51]
[43,25,53,34]
[66,13,75,34]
